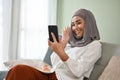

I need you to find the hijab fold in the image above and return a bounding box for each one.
[69,9,100,47]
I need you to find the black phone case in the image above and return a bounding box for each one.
[48,25,59,42]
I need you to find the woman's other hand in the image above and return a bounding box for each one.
[41,64,51,72]
[61,27,70,48]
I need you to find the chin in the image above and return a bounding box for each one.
[76,35,82,37]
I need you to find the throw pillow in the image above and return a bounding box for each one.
[98,56,120,80]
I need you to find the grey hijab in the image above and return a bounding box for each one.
[69,9,100,47]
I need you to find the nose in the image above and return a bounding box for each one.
[74,23,77,27]
[72,24,78,30]
[74,24,79,29]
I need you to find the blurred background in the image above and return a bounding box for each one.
[0,0,120,69]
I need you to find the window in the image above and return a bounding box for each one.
[18,0,49,60]
[0,0,57,62]
[0,0,3,61]
[0,0,11,69]
[0,0,11,61]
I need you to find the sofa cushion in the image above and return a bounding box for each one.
[98,56,120,80]
[89,42,120,80]
[96,42,120,66]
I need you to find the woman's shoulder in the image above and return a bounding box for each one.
[66,40,101,48]
[87,40,101,47]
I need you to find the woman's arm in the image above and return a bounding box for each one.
[64,41,101,78]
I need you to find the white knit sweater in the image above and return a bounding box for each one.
[51,40,101,80]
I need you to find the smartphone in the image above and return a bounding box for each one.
[48,25,59,42]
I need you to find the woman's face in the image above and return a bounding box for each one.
[71,16,85,38]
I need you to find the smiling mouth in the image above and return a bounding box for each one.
[74,29,81,36]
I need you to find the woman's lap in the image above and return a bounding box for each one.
[6,64,57,80]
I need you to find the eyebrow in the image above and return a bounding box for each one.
[72,19,81,23]
[76,20,81,22]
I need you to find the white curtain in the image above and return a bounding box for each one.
[0,0,57,63]
[17,0,57,60]
[18,0,49,60]
[8,0,21,60]
[0,0,11,61]
[0,0,3,61]
[0,0,12,69]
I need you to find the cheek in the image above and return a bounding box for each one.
[72,26,76,31]
[78,25,84,35]
[78,24,84,29]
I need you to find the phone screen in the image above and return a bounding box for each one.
[48,25,59,42]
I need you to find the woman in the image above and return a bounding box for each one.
[6,9,101,80]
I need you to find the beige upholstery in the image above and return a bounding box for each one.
[98,56,120,80]
[89,42,120,80]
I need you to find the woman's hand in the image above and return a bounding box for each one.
[61,27,71,48]
[48,32,65,56]
[48,27,70,61]
[41,64,51,72]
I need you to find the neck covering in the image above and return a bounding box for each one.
[69,9,100,47]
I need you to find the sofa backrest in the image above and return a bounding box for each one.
[43,42,120,80]
[89,42,120,80]
[43,47,53,66]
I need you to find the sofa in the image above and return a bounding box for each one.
[0,42,120,80]
[89,42,120,80]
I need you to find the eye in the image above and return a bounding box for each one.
[77,21,81,25]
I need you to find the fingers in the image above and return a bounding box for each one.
[41,64,51,72]
[63,26,70,33]
[48,32,57,48]
[51,32,57,42]
[62,26,70,36]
